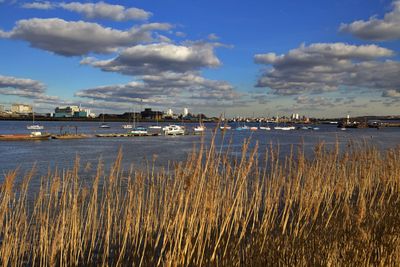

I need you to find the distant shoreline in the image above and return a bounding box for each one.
[0,117,217,123]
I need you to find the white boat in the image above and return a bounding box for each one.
[275,126,295,131]
[27,107,44,130]
[99,123,110,129]
[149,113,162,130]
[259,126,271,130]
[122,108,134,129]
[99,111,110,129]
[250,126,258,131]
[220,125,232,131]
[122,124,133,129]
[193,115,206,133]
[130,126,148,136]
[27,124,44,130]
[163,125,185,135]
[193,125,206,133]
[149,125,162,129]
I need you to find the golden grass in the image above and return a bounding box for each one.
[1,133,400,266]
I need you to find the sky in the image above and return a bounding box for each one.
[0,0,400,117]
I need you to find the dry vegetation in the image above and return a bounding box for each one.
[1,134,400,266]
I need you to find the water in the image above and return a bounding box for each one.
[1,120,399,189]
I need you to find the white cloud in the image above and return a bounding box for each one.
[340,0,400,41]
[59,1,151,21]
[82,42,221,75]
[22,1,53,10]
[0,74,63,103]
[0,75,45,93]
[255,43,400,98]
[75,71,240,108]
[0,18,171,56]
[21,1,151,21]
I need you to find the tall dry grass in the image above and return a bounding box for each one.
[1,133,400,266]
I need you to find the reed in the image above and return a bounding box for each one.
[1,134,400,266]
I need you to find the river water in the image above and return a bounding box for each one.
[1,120,399,190]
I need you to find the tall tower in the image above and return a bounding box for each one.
[183,107,189,117]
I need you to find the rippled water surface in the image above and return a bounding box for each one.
[1,120,399,188]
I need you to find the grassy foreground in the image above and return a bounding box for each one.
[1,136,400,266]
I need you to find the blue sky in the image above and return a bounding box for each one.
[0,0,399,117]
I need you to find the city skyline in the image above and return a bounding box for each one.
[0,0,400,117]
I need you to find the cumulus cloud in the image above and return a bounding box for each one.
[82,42,221,75]
[59,2,151,21]
[0,18,171,56]
[255,43,400,98]
[339,0,400,41]
[75,71,240,108]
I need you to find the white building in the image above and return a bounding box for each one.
[166,108,173,116]
[183,107,189,117]
[11,104,32,114]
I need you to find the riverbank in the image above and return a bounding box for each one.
[1,138,400,265]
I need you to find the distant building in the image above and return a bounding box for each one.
[11,103,32,114]
[183,107,189,117]
[54,105,92,118]
[291,113,300,120]
[0,105,4,113]
[166,108,173,117]
[140,108,163,120]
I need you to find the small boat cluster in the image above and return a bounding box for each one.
[220,124,320,131]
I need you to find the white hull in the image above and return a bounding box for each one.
[149,125,162,129]
[275,126,295,130]
[122,124,133,129]
[259,126,271,130]
[27,125,44,130]
[163,125,185,135]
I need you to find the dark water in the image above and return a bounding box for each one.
[1,120,399,189]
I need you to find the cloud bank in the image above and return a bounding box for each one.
[0,18,171,56]
[254,43,400,99]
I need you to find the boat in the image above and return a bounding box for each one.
[27,124,44,130]
[193,115,206,133]
[99,111,110,129]
[27,106,44,130]
[250,126,258,131]
[275,126,295,131]
[0,131,51,141]
[130,126,148,136]
[259,126,271,130]
[236,125,249,131]
[99,123,110,129]
[163,125,185,135]
[236,123,249,131]
[149,113,162,130]
[193,125,206,133]
[259,119,271,130]
[122,109,134,129]
[122,124,133,129]
[52,134,90,139]
[220,125,232,131]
